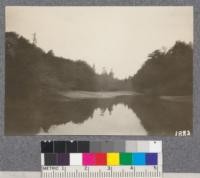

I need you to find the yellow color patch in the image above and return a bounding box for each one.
[107,153,120,166]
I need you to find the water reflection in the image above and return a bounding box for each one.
[5,95,192,136]
[38,104,147,135]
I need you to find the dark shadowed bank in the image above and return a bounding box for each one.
[5,32,193,135]
[132,41,193,96]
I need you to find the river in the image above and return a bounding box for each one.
[5,91,192,136]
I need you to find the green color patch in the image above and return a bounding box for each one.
[120,153,132,165]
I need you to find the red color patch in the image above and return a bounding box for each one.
[95,153,107,165]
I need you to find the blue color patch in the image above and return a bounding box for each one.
[146,153,158,165]
[132,153,145,165]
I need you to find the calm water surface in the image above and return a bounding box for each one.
[39,104,147,135]
[5,93,192,135]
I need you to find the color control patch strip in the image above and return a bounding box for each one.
[42,152,158,166]
[41,140,162,178]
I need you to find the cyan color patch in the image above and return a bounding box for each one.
[132,153,145,165]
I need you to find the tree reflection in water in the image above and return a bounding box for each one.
[5,95,192,136]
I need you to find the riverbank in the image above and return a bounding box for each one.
[160,95,192,102]
[59,91,192,102]
[60,91,139,99]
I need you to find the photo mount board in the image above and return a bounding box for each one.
[0,0,200,173]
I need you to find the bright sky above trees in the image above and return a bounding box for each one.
[6,6,193,79]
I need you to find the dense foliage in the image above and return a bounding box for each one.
[6,32,192,101]
[5,32,132,101]
[132,41,193,95]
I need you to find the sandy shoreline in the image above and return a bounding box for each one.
[60,91,138,99]
[59,91,192,102]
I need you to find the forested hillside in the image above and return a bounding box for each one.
[132,41,193,96]
[6,32,98,100]
[6,32,192,102]
[5,32,132,102]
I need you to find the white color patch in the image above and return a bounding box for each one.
[149,141,162,152]
[69,153,82,165]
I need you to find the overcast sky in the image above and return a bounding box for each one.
[6,6,193,79]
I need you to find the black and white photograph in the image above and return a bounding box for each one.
[5,6,193,135]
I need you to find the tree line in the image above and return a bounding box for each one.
[5,32,132,102]
[5,32,192,103]
[132,41,192,96]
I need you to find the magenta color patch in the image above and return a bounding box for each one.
[82,153,96,165]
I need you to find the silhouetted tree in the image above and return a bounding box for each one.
[47,50,54,56]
